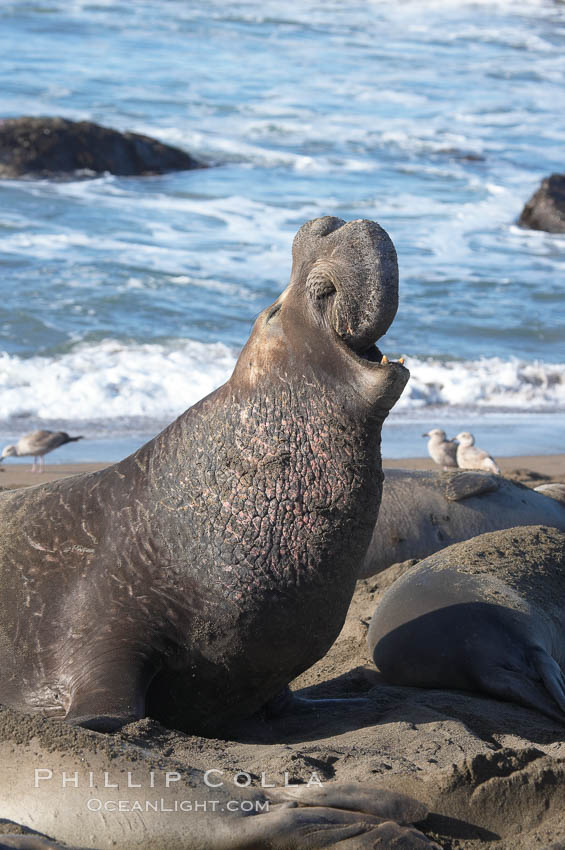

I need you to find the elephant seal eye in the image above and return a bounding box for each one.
[305,261,338,299]
[315,280,336,299]
[266,304,281,323]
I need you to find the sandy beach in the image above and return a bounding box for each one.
[1,455,565,848]
[1,454,564,491]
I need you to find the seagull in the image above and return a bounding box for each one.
[455,431,501,475]
[422,428,458,469]
[0,430,84,472]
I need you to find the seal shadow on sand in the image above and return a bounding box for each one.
[226,667,565,747]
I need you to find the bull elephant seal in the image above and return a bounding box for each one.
[369,525,565,723]
[0,216,408,737]
[0,705,438,850]
[360,468,565,578]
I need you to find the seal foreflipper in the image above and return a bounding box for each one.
[474,647,565,725]
[442,470,501,502]
[532,648,565,716]
[63,649,153,732]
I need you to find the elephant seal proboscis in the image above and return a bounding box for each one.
[0,705,439,850]
[0,216,408,737]
[360,468,565,578]
[369,525,565,723]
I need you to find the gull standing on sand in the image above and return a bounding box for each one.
[423,428,458,469]
[455,431,501,475]
[0,430,83,472]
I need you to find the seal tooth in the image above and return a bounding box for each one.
[381,355,389,364]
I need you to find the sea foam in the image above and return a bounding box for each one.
[399,356,565,411]
[0,340,237,422]
[0,342,563,428]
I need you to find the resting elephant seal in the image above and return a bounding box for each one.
[369,525,565,723]
[0,216,408,737]
[360,468,565,578]
[0,705,438,850]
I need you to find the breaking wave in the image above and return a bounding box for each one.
[0,342,563,429]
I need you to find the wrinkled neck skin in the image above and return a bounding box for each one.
[141,296,395,604]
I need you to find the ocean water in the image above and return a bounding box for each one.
[0,0,564,462]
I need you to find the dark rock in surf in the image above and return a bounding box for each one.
[0,117,205,178]
[518,173,565,233]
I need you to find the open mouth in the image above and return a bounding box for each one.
[358,343,383,363]
[352,341,405,368]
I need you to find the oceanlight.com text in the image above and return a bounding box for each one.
[85,798,270,813]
